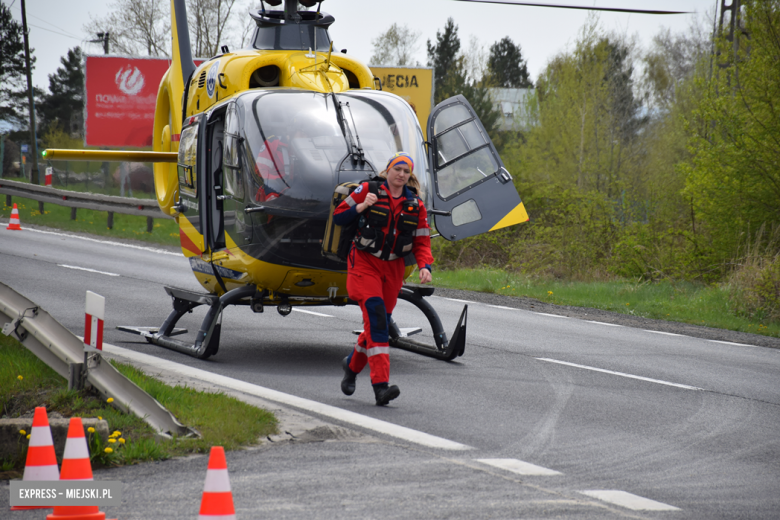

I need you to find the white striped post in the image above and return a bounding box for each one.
[84,291,105,351]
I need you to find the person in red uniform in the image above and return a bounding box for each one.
[333,152,434,406]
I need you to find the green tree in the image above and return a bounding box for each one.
[426,17,460,102]
[39,47,84,138]
[682,0,780,272]
[487,36,532,88]
[370,23,421,66]
[426,19,499,138]
[0,1,41,131]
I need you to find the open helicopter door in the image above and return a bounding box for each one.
[204,108,227,252]
[426,95,528,241]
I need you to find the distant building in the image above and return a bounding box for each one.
[488,88,535,132]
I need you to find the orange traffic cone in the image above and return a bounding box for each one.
[47,418,114,520]
[11,407,58,510]
[199,446,236,519]
[6,202,21,230]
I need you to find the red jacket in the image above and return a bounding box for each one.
[334,181,434,272]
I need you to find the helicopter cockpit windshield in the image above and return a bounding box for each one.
[237,90,428,219]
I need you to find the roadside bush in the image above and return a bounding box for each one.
[727,226,780,322]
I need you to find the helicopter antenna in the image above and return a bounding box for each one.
[452,0,692,15]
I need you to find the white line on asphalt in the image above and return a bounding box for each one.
[441,297,475,304]
[644,330,684,337]
[292,308,333,317]
[488,305,517,310]
[26,227,181,256]
[102,343,473,451]
[536,358,703,391]
[708,340,758,348]
[585,320,621,327]
[57,264,120,277]
[579,490,680,511]
[476,458,562,476]
[534,312,568,318]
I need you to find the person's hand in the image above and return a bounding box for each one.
[419,268,432,284]
[357,193,378,213]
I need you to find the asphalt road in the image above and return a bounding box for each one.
[1,224,779,519]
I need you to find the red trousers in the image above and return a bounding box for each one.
[346,251,406,385]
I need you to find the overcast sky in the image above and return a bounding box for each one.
[9,0,717,91]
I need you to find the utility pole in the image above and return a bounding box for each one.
[20,0,40,184]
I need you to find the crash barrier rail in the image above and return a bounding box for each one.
[0,282,198,439]
[0,178,172,233]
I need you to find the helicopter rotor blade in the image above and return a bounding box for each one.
[453,0,692,15]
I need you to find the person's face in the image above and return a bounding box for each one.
[387,162,411,190]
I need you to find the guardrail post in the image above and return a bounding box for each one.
[68,362,85,390]
[38,200,44,215]
[5,194,10,206]
[70,207,77,220]
[147,216,153,233]
[107,211,114,229]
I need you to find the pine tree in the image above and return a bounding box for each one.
[0,2,40,130]
[426,18,461,102]
[39,47,85,137]
[487,37,532,88]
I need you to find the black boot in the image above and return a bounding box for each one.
[373,383,400,406]
[341,356,357,396]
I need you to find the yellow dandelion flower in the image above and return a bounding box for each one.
[98,416,102,420]
[104,447,113,454]
[17,375,23,380]
[118,438,125,444]
[27,434,31,439]
[626,303,630,306]
[108,438,116,444]
[88,427,95,433]
[19,429,26,435]
[106,397,114,403]
[547,291,553,296]
[112,431,121,437]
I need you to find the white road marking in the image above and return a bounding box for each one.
[57,264,120,277]
[709,340,758,348]
[535,312,568,318]
[536,358,703,391]
[26,227,181,256]
[476,458,562,476]
[585,320,621,327]
[292,308,333,317]
[579,490,680,511]
[488,304,516,310]
[644,330,684,337]
[102,343,473,451]
[441,297,475,304]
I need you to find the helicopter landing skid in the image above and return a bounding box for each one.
[389,285,467,361]
[117,285,256,360]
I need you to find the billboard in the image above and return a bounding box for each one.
[370,67,434,139]
[84,56,203,148]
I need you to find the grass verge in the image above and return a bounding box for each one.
[1,197,180,247]
[432,268,780,338]
[1,334,277,478]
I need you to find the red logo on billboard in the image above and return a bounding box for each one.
[85,56,203,148]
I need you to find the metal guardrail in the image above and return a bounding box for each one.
[0,282,198,440]
[0,178,172,232]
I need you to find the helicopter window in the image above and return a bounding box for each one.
[433,104,472,135]
[436,120,487,167]
[178,122,199,196]
[252,25,331,52]
[436,146,498,200]
[223,105,244,200]
[336,92,429,202]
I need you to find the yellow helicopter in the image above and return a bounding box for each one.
[44,0,530,362]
